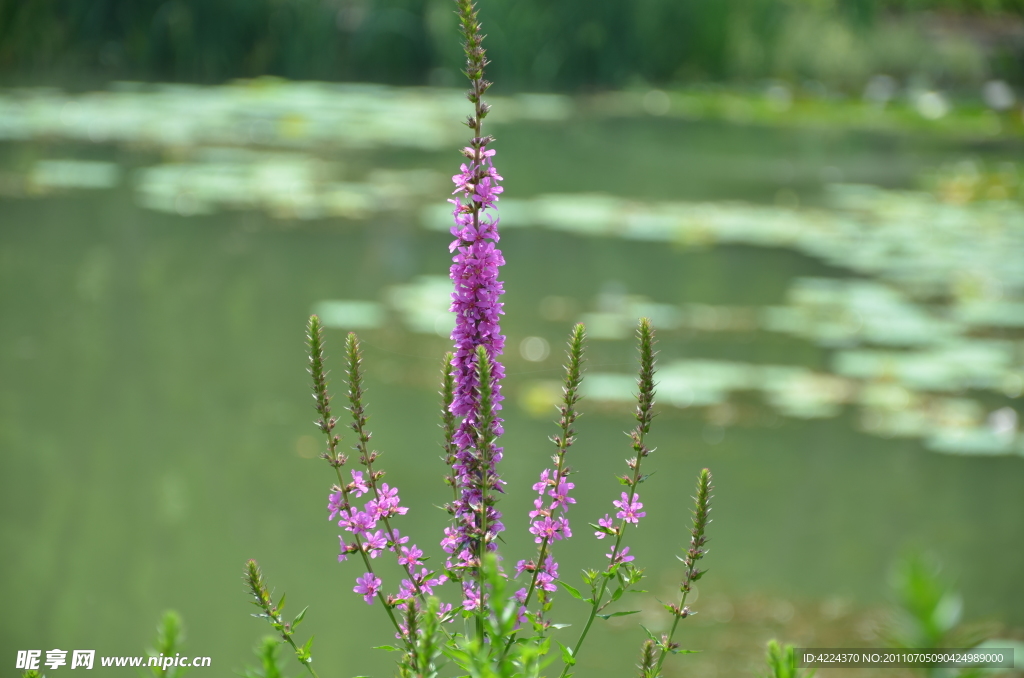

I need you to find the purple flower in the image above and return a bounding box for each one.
[353,573,382,604]
[549,480,576,510]
[440,526,460,554]
[535,557,559,592]
[339,509,376,535]
[385,528,409,551]
[327,490,345,521]
[398,545,424,567]
[613,492,646,524]
[529,515,570,544]
[595,514,616,539]
[337,538,359,562]
[606,546,635,565]
[368,483,408,519]
[413,569,447,596]
[362,530,387,557]
[461,582,482,611]
[350,470,369,497]
[397,579,417,602]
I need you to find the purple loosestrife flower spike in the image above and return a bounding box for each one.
[519,324,586,618]
[601,318,656,557]
[342,332,437,617]
[445,0,506,607]
[306,329,422,649]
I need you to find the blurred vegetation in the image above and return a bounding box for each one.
[1,0,1022,92]
[145,610,190,678]
[762,640,815,678]
[882,552,996,656]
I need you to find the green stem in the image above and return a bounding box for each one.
[559,446,645,677]
[652,589,690,676]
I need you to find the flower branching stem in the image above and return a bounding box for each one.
[560,318,656,677]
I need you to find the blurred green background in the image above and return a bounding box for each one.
[1,1,1024,677]
[2,0,1024,92]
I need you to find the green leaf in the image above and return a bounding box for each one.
[373,645,402,652]
[639,625,659,642]
[558,581,585,601]
[276,593,286,613]
[549,623,572,630]
[296,636,312,664]
[597,610,641,620]
[557,641,576,667]
[671,649,700,655]
[292,606,308,628]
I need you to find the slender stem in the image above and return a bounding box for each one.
[652,590,690,676]
[283,634,321,678]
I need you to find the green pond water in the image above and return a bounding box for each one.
[1,83,1023,677]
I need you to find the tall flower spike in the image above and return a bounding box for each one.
[521,324,586,615]
[340,333,435,612]
[445,0,506,606]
